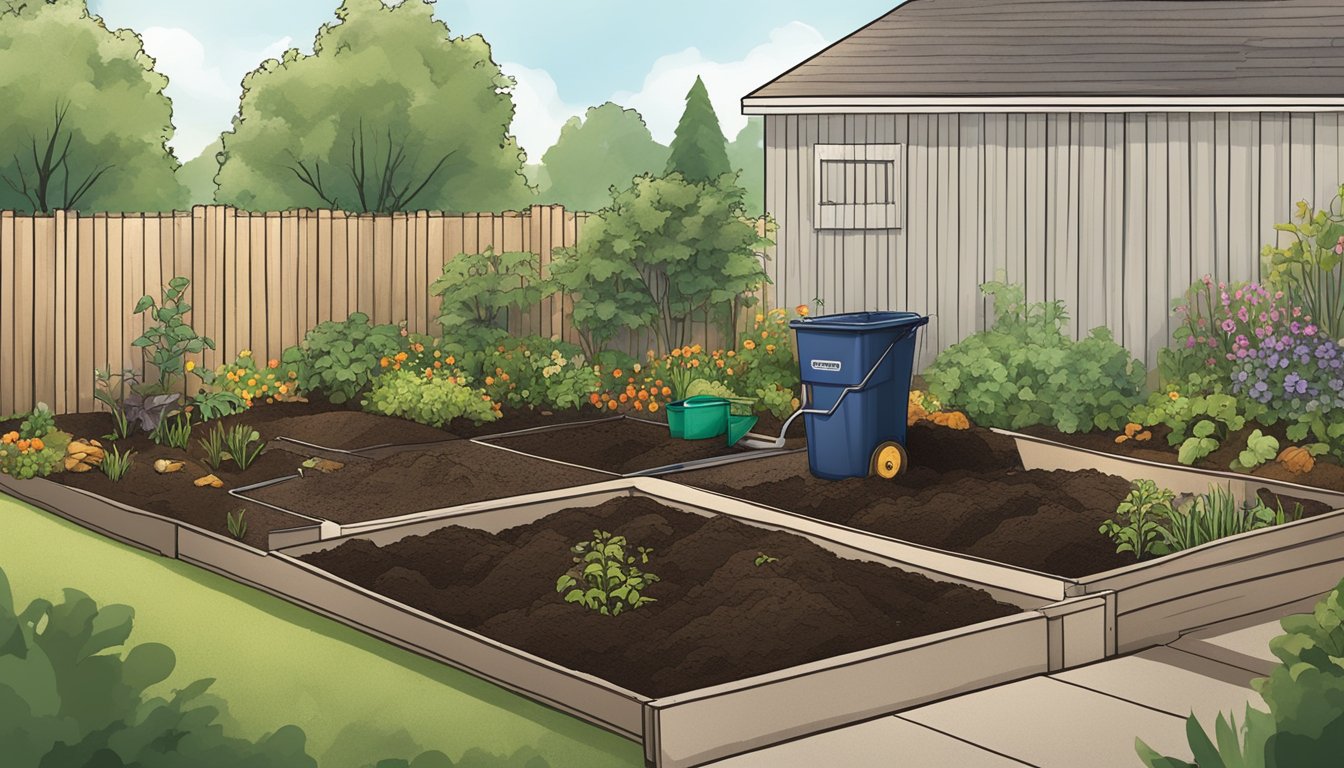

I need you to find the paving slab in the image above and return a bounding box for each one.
[1051,645,1263,726]
[898,676,1191,768]
[702,715,1028,768]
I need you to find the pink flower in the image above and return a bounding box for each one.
[1221,319,1237,333]
[1185,337,1198,349]
[1305,324,1318,336]
[1237,306,1250,322]
[1335,235,1344,255]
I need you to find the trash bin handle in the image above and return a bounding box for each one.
[778,332,906,435]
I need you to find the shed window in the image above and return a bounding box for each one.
[814,144,901,230]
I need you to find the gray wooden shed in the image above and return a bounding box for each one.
[742,0,1344,368]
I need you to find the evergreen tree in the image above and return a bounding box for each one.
[664,76,731,183]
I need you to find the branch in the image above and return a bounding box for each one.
[285,154,339,208]
[395,150,454,211]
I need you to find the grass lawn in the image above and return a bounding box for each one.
[0,495,642,768]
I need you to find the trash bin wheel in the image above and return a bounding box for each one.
[871,441,907,479]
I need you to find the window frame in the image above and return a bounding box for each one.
[813,144,903,230]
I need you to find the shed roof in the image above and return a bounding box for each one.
[744,0,1344,112]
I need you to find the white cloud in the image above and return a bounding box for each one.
[612,22,826,144]
[501,61,584,162]
[139,26,292,161]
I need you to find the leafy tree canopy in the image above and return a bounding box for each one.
[727,117,763,217]
[664,75,731,183]
[0,0,186,213]
[538,103,667,212]
[178,136,224,205]
[217,0,531,213]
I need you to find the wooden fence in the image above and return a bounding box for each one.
[0,205,764,415]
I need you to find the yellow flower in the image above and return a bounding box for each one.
[485,376,495,385]
[240,349,252,357]
[380,356,392,368]
[795,304,809,317]
[755,314,764,323]
[278,384,288,394]
[246,378,257,387]
[185,360,196,372]
[1168,391,1180,401]
[766,344,776,353]
[743,340,756,350]
[691,344,702,354]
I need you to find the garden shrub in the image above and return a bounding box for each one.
[1128,391,1248,466]
[207,348,305,409]
[472,336,601,411]
[429,248,548,346]
[0,403,71,480]
[295,312,404,404]
[1137,574,1344,767]
[1262,191,1344,340]
[925,282,1145,432]
[362,368,499,427]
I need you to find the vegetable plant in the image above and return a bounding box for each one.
[1160,486,1295,553]
[362,368,500,427]
[1128,391,1247,466]
[191,390,247,422]
[1099,480,1175,559]
[754,553,779,567]
[471,336,601,411]
[99,446,135,482]
[130,276,215,394]
[926,281,1146,433]
[294,312,403,404]
[205,348,304,409]
[198,423,228,470]
[222,425,266,471]
[1232,429,1280,472]
[226,508,247,540]
[1137,575,1344,767]
[555,530,660,616]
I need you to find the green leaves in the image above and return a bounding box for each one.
[361,369,498,427]
[555,530,659,616]
[1178,436,1219,466]
[1099,480,1175,559]
[129,277,213,396]
[1232,429,1280,472]
[296,312,404,404]
[430,248,548,343]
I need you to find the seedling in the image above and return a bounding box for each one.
[223,425,266,470]
[226,508,247,540]
[754,553,779,567]
[198,423,228,470]
[151,411,192,450]
[93,367,133,440]
[1099,479,1175,559]
[100,446,135,482]
[555,530,659,616]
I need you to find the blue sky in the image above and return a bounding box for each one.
[87,0,896,161]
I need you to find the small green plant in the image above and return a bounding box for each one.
[1232,429,1280,472]
[0,409,70,479]
[100,445,135,482]
[1099,480,1176,559]
[555,530,660,616]
[223,424,266,470]
[131,276,215,393]
[151,411,193,450]
[754,553,779,567]
[226,508,247,540]
[362,368,499,427]
[1160,486,1294,552]
[92,368,133,439]
[191,390,247,422]
[1129,391,1248,466]
[198,423,228,470]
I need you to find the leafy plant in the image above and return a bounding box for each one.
[17,402,55,439]
[1160,486,1294,552]
[1233,429,1280,472]
[151,411,193,450]
[0,426,69,480]
[1129,391,1248,466]
[754,553,779,567]
[430,248,549,341]
[926,281,1146,433]
[99,445,135,482]
[223,424,266,471]
[198,423,228,470]
[471,336,601,411]
[192,389,248,421]
[362,368,500,427]
[555,530,660,616]
[1099,480,1176,560]
[226,508,247,540]
[1137,575,1344,767]
[130,276,215,394]
[294,312,404,404]
[1262,191,1344,339]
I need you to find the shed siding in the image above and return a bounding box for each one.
[764,111,1344,369]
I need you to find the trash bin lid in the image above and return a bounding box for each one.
[789,311,928,333]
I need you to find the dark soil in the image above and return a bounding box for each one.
[1022,423,1344,493]
[247,440,608,523]
[43,412,318,550]
[299,496,1020,697]
[487,417,766,474]
[443,405,611,439]
[674,423,1332,578]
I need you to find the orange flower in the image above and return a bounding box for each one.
[761,331,769,339]
[625,385,636,397]
[796,304,810,316]
[380,357,392,368]
[743,340,756,350]
[589,393,602,406]
[648,402,660,413]
[268,359,280,369]
[766,344,776,353]
[16,440,30,452]
[30,437,44,452]
[716,359,725,368]
[485,376,495,386]
[394,352,408,362]
[619,393,629,403]
[612,368,623,378]
[633,401,644,411]
[726,367,735,376]
[671,348,682,357]
[1,431,16,444]
[691,344,702,354]
[727,350,736,357]
[446,355,456,365]
[661,386,671,396]
[607,399,619,410]
[638,390,649,401]
[434,361,442,369]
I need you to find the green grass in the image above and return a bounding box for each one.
[0,495,641,768]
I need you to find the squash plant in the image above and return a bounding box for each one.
[1128,391,1246,466]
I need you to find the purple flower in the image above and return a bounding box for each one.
[1221,319,1237,333]
[1284,373,1308,394]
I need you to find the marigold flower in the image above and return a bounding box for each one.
[1168,391,1180,401]
[268,359,280,369]
[727,350,736,357]
[1,432,16,444]
[671,348,682,358]
[756,314,765,323]
[716,359,725,368]
[30,437,43,452]
[726,367,735,376]
[590,393,602,406]
[240,349,252,357]
[661,386,671,396]
[485,376,495,386]
[278,384,288,394]
[394,352,408,362]
[619,393,629,403]
[16,440,30,452]
[691,344,702,354]
[633,401,644,411]
[649,402,660,413]
[743,340,756,350]
[796,304,809,316]
[607,399,619,410]
[247,378,257,387]
[766,344,776,353]
[241,390,252,399]
[380,357,392,368]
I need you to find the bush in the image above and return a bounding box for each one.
[362,368,499,427]
[0,404,70,479]
[472,336,601,411]
[1137,575,1344,767]
[1128,391,1248,466]
[207,348,305,409]
[429,248,548,346]
[295,312,404,404]
[926,282,1146,432]
[1262,191,1344,340]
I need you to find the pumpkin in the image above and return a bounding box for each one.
[1277,446,1315,475]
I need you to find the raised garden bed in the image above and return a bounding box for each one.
[1021,422,1344,492]
[479,416,799,476]
[243,440,608,528]
[272,478,1105,768]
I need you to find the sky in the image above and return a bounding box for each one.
[86,0,897,162]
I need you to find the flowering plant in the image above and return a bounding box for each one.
[208,350,304,409]
[474,336,601,411]
[1229,322,1344,456]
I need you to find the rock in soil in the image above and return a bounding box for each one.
[301,496,1020,697]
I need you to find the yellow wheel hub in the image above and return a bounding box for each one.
[873,442,906,479]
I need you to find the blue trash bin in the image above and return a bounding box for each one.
[788,311,929,480]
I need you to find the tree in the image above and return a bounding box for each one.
[217,0,530,213]
[178,137,224,205]
[0,0,186,213]
[727,117,764,217]
[664,76,731,183]
[538,103,667,212]
[551,174,770,356]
